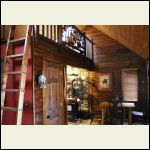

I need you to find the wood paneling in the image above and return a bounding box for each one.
[76,25,149,60]
[1,25,27,40]
[34,36,93,70]
[33,40,69,125]
[94,25,149,60]
[82,26,147,112]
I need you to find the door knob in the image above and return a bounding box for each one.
[47,115,51,119]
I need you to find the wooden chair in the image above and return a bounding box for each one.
[90,98,102,125]
[109,99,124,125]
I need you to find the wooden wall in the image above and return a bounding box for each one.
[33,40,66,124]
[94,25,149,60]
[77,25,149,60]
[83,26,147,111]
[33,36,93,124]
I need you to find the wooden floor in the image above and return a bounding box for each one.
[68,118,144,125]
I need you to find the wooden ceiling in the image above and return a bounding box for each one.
[77,25,149,60]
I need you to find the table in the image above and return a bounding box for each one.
[99,102,135,125]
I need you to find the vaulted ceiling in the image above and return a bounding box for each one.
[76,25,149,60]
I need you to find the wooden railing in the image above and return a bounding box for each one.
[34,25,93,60]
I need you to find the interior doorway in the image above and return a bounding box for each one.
[66,65,90,124]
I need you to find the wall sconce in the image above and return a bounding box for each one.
[38,74,47,88]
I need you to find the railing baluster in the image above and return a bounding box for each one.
[42,25,44,36]
[83,32,86,57]
[39,25,42,35]
[54,25,56,42]
[55,26,58,42]
[52,25,55,41]
[47,25,49,38]
[50,25,52,40]
[44,25,47,37]
[57,25,62,44]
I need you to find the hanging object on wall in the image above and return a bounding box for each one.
[72,77,82,89]
[38,74,47,88]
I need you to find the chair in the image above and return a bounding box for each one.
[132,111,147,125]
[109,99,124,125]
[131,102,147,125]
[90,98,102,125]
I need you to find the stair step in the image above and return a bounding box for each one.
[6,54,24,59]
[1,89,19,92]
[9,37,26,44]
[4,71,22,75]
[1,107,17,112]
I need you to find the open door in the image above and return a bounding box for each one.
[43,60,66,125]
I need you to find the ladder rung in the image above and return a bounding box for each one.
[4,71,22,75]
[1,89,19,92]
[1,107,17,112]
[6,54,24,59]
[9,37,26,44]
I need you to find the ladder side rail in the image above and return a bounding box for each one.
[16,26,32,125]
[1,26,14,123]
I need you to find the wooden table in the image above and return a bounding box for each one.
[99,102,135,125]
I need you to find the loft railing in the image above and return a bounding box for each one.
[34,25,93,60]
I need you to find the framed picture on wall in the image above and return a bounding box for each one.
[98,73,113,91]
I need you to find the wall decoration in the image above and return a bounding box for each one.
[98,73,113,91]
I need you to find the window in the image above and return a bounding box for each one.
[122,69,138,101]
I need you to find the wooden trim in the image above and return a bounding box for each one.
[1,26,13,123]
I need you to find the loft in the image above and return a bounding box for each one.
[1,25,149,125]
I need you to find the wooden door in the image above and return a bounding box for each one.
[43,60,65,125]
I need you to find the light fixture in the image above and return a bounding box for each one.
[38,74,47,88]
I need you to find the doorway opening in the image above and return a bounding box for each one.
[66,65,91,125]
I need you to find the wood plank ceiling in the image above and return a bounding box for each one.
[77,25,149,60]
